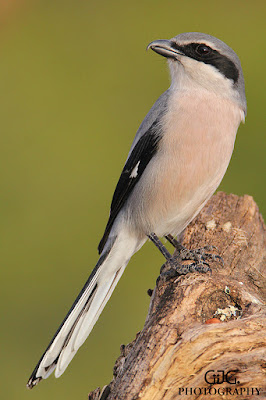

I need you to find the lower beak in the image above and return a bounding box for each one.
[147,39,183,60]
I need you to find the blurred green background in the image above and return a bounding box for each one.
[1,0,265,399]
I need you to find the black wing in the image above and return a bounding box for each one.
[98,119,162,254]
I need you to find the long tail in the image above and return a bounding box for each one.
[27,232,145,389]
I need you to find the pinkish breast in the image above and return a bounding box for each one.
[132,89,243,236]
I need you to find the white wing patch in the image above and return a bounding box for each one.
[130,161,140,178]
[240,109,245,123]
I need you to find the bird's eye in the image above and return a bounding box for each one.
[195,44,212,56]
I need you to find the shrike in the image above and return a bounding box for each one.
[27,32,246,388]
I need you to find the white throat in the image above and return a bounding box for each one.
[168,58,244,113]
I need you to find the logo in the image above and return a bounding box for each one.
[204,369,240,385]
[177,369,263,396]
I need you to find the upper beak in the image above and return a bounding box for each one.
[147,39,183,60]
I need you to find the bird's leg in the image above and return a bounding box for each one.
[148,232,173,260]
[164,233,185,251]
[165,234,224,265]
[148,232,211,278]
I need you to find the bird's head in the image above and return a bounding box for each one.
[147,32,246,115]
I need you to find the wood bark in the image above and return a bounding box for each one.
[88,192,266,400]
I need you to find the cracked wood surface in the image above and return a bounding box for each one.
[88,192,266,400]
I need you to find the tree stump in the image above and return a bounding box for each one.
[88,192,266,400]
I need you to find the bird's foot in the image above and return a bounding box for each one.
[159,237,224,282]
[148,233,222,282]
[177,245,224,266]
[160,255,211,281]
[165,234,224,266]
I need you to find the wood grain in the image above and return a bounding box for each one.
[88,192,266,400]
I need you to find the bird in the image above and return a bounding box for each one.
[27,32,246,388]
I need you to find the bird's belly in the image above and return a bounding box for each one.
[127,92,242,237]
[139,151,228,237]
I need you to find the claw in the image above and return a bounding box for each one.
[200,245,218,252]
[160,257,211,278]
[156,235,221,281]
[174,244,223,266]
[210,254,224,265]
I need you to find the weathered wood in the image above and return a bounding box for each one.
[88,192,266,400]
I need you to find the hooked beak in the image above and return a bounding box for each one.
[147,39,184,60]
